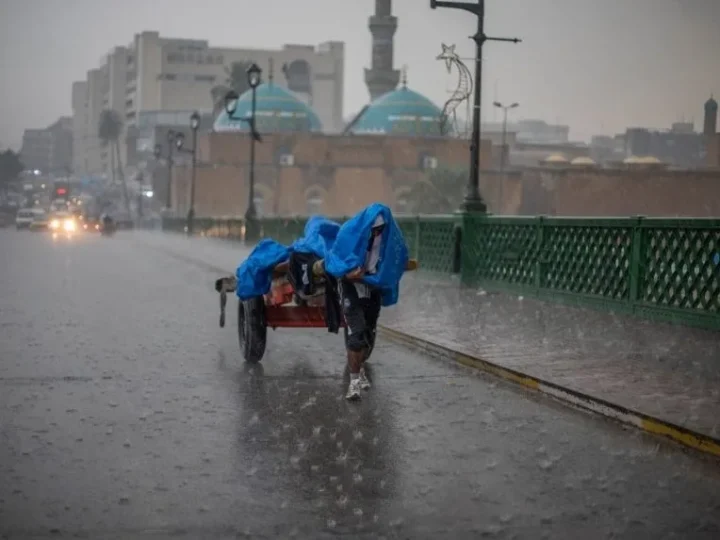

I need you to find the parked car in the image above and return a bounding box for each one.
[16,208,45,229]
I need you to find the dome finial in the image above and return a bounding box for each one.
[268,57,274,85]
[401,64,408,89]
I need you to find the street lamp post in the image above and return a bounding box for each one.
[162,130,177,211]
[224,63,263,243]
[493,101,518,171]
[175,111,201,235]
[430,0,520,213]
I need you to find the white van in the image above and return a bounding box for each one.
[15,208,40,229]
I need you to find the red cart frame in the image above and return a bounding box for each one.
[215,258,418,362]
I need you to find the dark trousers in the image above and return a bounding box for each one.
[339,279,382,352]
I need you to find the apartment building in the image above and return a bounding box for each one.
[71,68,107,177]
[20,117,73,175]
[71,31,344,178]
[125,32,343,132]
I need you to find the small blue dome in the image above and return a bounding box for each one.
[214,83,322,133]
[351,87,447,137]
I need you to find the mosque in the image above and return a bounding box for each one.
[170,0,479,218]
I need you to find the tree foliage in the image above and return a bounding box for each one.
[0,149,24,190]
[405,166,468,214]
[97,109,130,215]
[210,84,231,117]
[98,109,122,145]
[210,61,254,115]
[225,61,253,95]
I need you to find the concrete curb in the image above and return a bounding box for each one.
[378,324,720,459]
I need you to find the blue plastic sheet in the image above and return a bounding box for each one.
[235,239,290,300]
[291,216,341,258]
[235,204,409,306]
[324,203,409,306]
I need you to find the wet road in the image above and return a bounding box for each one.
[1,229,719,540]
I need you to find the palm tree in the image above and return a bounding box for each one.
[98,109,130,215]
[406,166,468,214]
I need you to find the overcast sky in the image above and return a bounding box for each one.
[1,0,718,150]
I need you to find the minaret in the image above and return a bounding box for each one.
[703,95,717,136]
[364,0,400,101]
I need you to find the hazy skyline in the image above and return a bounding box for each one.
[1,0,718,150]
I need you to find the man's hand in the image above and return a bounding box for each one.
[346,267,365,280]
[312,260,325,277]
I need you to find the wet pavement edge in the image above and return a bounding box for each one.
[377,325,720,460]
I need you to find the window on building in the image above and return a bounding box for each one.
[195,75,216,83]
[306,191,323,215]
[254,194,265,218]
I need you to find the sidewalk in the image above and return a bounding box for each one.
[382,274,720,441]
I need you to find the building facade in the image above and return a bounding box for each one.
[623,126,706,168]
[20,117,73,175]
[168,131,491,218]
[71,32,344,178]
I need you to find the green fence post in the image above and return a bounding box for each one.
[534,216,546,292]
[628,215,645,309]
[414,215,421,260]
[452,223,463,274]
[459,210,477,288]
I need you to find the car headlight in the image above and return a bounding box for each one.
[50,219,60,229]
[63,219,76,232]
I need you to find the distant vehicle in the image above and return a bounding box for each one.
[50,199,69,213]
[53,182,70,201]
[99,214,116,236]
[28,209,49,231]
[48,211,77,234]
[16,208,45,230]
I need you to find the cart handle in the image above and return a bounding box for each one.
[214,276,237,328]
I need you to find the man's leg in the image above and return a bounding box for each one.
[356,292,381,390]
[339,281,368,400]
[361,291,382,364]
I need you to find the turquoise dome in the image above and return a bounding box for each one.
[351,87,447,137]
[214,83,322,133]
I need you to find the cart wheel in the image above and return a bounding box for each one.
[343,325,376,362]
[238,296,267,363]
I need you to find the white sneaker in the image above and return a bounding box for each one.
[346,378,362,401]
[358,367,371,390]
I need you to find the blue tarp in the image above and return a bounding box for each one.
[235,203,409,306]
[290,215,341,258]
[324,203,408,306]
[235,239,290,301]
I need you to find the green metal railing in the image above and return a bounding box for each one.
[461,215,720,330]
[162,214,457,276]
[161,214,720,330]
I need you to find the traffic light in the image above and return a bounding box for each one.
[53,182,70,200]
